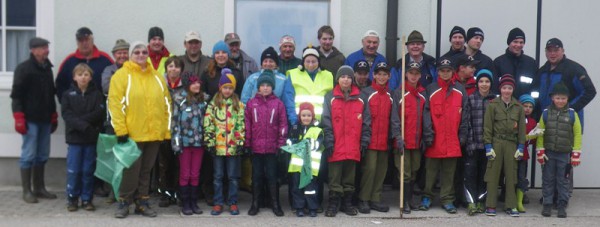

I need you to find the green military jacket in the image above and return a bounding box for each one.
[483,97,526,146]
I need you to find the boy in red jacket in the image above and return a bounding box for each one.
[322,65,371,217]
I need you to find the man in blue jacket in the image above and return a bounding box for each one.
[345,30,398,89]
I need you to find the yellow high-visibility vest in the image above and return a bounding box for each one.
[288,68,333,120]
[288,127,323,176]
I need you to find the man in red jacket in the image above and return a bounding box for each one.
[420,57,468,214]
[322,65,371,217]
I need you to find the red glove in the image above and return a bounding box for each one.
[571,150,581,167]
[51,112,58,133]
[536,149,547,165]
[13,112,27,134]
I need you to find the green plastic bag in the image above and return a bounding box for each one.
[94,133,141,199]
[281,139,313,189]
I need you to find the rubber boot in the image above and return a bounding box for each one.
[180,186,193,215]
[557,201,567,218]
[248,182,261,216]
[339,192,358,216]
[32,164,57,199]
[408,181,418,210]
[467,203,477,216]
[325,192,340,217]
[21,168,38,203]
[190,186,202,214]
[134,196,157,217]
[516,189,526,213]
[268,184,284,217]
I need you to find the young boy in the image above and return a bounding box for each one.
[536,82,582,218]
[322,65,371,217]
[517,94,540,213]
[61,63,105,211]
[391,62,427,214]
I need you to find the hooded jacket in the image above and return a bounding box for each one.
[108,61,172,141]
[61,82,105,144]
[390,83,427,150]
[171,90,207,153]
[244,93,288,154]
[322,85,372,162]
[241,69,296,123]
[203,97,245,156]
[361,82,392,151]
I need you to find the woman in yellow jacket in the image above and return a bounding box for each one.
[108,41,172,219]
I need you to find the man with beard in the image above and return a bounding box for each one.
[225,33,259,79]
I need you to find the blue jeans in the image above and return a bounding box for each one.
[213,155,241,205]
[20,122,51,168]
[66,144,96,201]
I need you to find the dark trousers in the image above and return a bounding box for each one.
[542,150,570,205]
[252,154,278,187]
[119,141,160,202]
[158,141,179,193]
[517,159,529,192]
[291,173,319,210]
[464,149,488,204]
[328,160,356,194]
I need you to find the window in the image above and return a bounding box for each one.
[0,0,36,72]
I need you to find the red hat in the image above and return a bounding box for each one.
[499,74,516,89]
[298,102,315,122]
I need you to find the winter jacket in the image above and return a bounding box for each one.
[345,49,399,89]
[241,69,296,123]
[441,47,465,61]
[322,85,372,162]
[536,104,582,153]
[107,61,172,141]
[147,46,174,76]
[232,49,259,79]
[286,68,334,121]
[361,82,392,151]
[10,54,56,123]
[244,93,288,154]
[393,53,437,88]
[466,91,496,153]
[493,48,537,98]
[179,52,210,77]
[468,51,495,78]
[532,56,596,126]
[278,56,302,76]
[287,125,324,176]
[101,64,121,95]
[318,46,346,75]
[203,97,245,156]
[456,74,477,96]
[423,76,469,158]
[61,82,105,144]
[201,63,245,99]
[390,83,427,150]
[171,90,207,153]
[524,115,537,160]
[55,46,114,101]
[483,97,526,147]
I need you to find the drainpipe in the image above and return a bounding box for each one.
[386,0,399,67]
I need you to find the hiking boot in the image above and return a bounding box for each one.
[467,203,477,216]
[557,202,567,218]
[67,198,78,212]
[485,207,496,216]
[369,201,390,213]
[114,200,130,218]
[309,209,317,217]
[81,200,95,211]
[230,204,240,215]
[211,205,223,215]
[134,197,157,217]
[442,203,457,214]
[357,200,370,214]
[419,197,431,211]
[325,193,340,217]
[339,193,358,216]
[542,205,552,217]
[506,208,519,217]
[158,195,171,207]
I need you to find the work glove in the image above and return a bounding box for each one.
[514,144,524,161]
[485,144,496,160]
[526,124,545,140]
[536,149,548,165]
[571,150,581,167]
[207,146,217,157]
[13,112,27,134]
[117,134,129,144]
[50,112,58,133]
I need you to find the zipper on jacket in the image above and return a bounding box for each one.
[225,103,230,156]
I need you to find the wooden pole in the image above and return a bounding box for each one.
[399,35,406,219]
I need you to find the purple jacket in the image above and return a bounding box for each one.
[245,93,288,154]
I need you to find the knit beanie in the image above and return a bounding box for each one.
[336,65,355,82]
[550,82,569,96]
[181,71,200,89]
[449,26,466,41]
[301,46,320,70]
[219,68,237,90]
[148,26,164,42]
[475,69,494,87]
[467,27,484,42]
[112,39,130,53]
[518,94,535,108]
[499,74,516,89]
[507,27,525,45]
[260,46,278,65]
[279,35,295,47]
[257,70,275,89]
[213,40,231,57]
[298,102,316,122]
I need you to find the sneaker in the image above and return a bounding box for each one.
[114,201,130,218]
[81,201,95,211]
[134,198,157,217]
[67,198,78,212]
[418,197,431,211]
[309,209,317,217]
[211,205,223,215]
[296,209,305,217]
[542,205,552,217]
[506,208,520,217]
[442,203,457,214]
[229,204,240,215]
[485,207,496,216]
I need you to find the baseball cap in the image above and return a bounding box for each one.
[76,27,93,40]
[185,31,202,42]
[546,38,563,49]
[224,33,241,45]
[354,60,369,73]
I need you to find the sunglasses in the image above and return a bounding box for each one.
[133,50,148,55]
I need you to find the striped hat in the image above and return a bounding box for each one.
[499,74,515,89]
[219,68,237,90]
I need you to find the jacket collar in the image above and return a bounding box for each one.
[74,45,102,59]
[333,84,361,98]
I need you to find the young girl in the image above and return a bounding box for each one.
[61,63,104,211]
[285,102,323,217]
[171,72,207,215]
[483,74,526,217]
[465,69,496,215]
[245,71,288,217]
[517,94,539,213]
[203,68,245,216]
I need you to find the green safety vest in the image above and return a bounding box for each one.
[288,127,323,176]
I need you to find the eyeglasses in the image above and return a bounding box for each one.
[133,50,148,55]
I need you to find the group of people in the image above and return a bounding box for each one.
[10,24,595,220]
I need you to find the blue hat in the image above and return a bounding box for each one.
[519,94,535,107]
[475,69,494,86]
[213,40,231,57]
